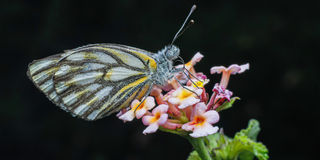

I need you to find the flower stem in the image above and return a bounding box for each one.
[185,136,212,160]
[159,127,188,136]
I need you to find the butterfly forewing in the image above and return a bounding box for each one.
[27,44,157,120]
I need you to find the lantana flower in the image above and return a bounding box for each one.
[212,83,233,106]
[182,102,219,138]
[112,50,260,159]
[210,63,249,88]
[119,96,155,122]
[142,104,169,134]
[117,51,249,139]
[185,52,204,75]
[208,63,249,109]
[168,86,203,109]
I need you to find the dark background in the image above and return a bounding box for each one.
[1,0,319,159]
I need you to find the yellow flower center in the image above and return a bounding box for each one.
[178,89,193,100]
[193,80,204,88]
[190,115,206,126]
[185,61,192,68]
[150,112,161,123]
[132,100,146,111]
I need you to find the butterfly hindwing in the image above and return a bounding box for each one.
[27,44,157,120]
[27,52,74,112]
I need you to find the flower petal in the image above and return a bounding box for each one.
[145,96,156,110]
[181,122,195,131]
[135,108,147,119]
[171,88,182,97]
[118,110,135,122]
[116,108,128,118]
[152,104,169,114]
[168,97,180,105]
[143,123,159,135]
[210,63,249,75]
[210,66,226,74]
[239,63,250,73]
[193,102,207,115]
[190,52,204,65]
[228,63,250,75]
[130,99,140,109]
[190,123,219,138]
[142,115,154,125]
[157,114,168,125]
[195,88,203,95]
[227,64,242,74]
[178,97,200,109]
[203,110,219,124]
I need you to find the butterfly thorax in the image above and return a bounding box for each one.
[151,45,180,85]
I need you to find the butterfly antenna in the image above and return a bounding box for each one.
[175,20,195,42]
[171,5,197,45]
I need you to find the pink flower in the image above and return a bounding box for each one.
[210,84,234,110]
[168,86,203,109]
[212,83,233,102]
[150,86,166,105]
[210,63,249,88]
[208,64,248,110]
[182,103,219,138]
[185,52,204,71]
[196,73,207,81]
[119,97,155,122]
[142,104,169,134]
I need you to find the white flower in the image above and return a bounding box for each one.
[118,97,155,122]
[182,102,219,138]
[168,86,202,109]
[142,104,169,134]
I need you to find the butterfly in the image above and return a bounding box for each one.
[27,5,196,121]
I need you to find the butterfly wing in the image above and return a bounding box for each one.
[27,44,157,120]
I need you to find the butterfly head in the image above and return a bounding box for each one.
[165,45,180,61]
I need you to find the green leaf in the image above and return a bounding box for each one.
[239,119,260,141]
[238,151,255,160]
[187,151,202,160]
[205,133,220,150]
[233,134,269,160]
[216,97,240,112]
[207,120,269,160]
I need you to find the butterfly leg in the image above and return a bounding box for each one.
[174,76,200,98]
[182,70,200,89]
[183,67,202,82]
[172,67,200,89]
[175,55,203,88]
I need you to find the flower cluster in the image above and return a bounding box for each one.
[117,52,249,138]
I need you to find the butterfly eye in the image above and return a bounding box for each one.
[165,45,180,60]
